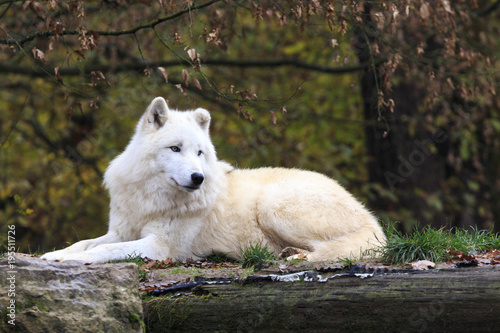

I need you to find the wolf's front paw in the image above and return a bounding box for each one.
[58,250,114,264]
[59,253,96,263]
[41,250,94,263]
[41,250,67,261]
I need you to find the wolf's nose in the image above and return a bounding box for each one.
[191,173,204,185]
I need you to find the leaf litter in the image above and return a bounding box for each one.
[446,249,500,267]
[137,249,500,294]
[138,257,241,294]
[407,249,500,270]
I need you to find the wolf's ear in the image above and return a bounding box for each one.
[143,97,169,131]
[193,108,211,132]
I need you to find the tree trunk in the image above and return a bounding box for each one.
[355,4,452,229]
[144,266,500,332]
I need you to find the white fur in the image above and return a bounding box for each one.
[42,97,386,263]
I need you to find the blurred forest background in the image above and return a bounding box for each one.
[1,0,499,253]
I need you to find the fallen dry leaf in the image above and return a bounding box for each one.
[483,249,500,259]
[411,260,436,270]
[444,249,500,266]
[278,264,289,273]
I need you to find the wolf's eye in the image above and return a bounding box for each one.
[170,146,181,153]
[197,150,203,156]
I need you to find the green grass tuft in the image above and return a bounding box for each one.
[450,227,500,252]
[338,256,358,268]
[380,225,500,264]
[240,242,276,268]
[203,251,236,263]
[108,253,148,281]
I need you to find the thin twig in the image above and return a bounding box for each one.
[1,89,29,149]
[0,0,221,45]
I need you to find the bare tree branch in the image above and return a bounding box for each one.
[0,58,385,77]
[475,0,500,17]
[0,0,221,45]
[0,0,21,5]
[23,117,103,178]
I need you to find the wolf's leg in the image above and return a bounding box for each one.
[278,247,311,260]
[41,232,121,261]
[306,228,385,261]
[51,234,171,263]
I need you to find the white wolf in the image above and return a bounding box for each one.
[42,97,386,263]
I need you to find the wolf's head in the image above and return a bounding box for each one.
[107,97,217,194]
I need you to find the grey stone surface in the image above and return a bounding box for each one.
[1,255,143,332]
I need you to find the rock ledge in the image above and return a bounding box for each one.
[0,255,143,333]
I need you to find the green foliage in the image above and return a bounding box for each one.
[381,226,448,264]
[109,252,146,265]
[451,227,500,253]
[128,312,146,332]
[0,1,498,253]
[240,242,277,268]
[381,225,500,265]
[338,257,358,268]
